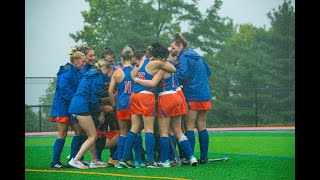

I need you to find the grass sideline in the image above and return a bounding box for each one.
[25,130,295,180]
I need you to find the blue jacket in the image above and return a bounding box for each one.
[77,63,93,80]
[68,69,106,114]
[50,63,80,117]
[176,48,212,101]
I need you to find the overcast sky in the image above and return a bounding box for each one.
[25,0,295,77]
[25,0,295,105]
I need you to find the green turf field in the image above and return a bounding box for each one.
[25,131,295,180]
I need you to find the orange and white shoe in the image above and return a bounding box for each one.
[108,157,118,166]
[68,158,89,169]
[89,160,109,168]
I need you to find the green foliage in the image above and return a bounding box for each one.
[70,0,202,59]
[206,0,295,127]
[25,106,39,132]
[184,0,236,54]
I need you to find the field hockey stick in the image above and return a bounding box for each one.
[207,157,229,162]
[169,136,182,166]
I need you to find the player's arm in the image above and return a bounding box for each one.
[154,60,176,73]
[133,69,165,87]
[131,59,143,79]
[108,71,117,108]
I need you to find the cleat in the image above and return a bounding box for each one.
[68,158,89,169]
[189,156,198,166]
[134,161,146,168]
[108,157,118,166]
[89,161,109,168]
[181,157,190,165]
[169,160,176,167]
[157,160,171,168]
[50,162,69,169]
[120,159,135,168]
[146,162,159,168]
[80,159,90,167]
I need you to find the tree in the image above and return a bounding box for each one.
[206,0,295,127]
[25,105,39,132]
[70,0,202,58]
[184,0,236,55]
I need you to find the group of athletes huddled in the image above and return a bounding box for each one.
[49,32,212,169]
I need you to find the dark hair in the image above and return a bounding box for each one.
[133,50,146,60]
[151,42,169,59]
[101,47,115,58]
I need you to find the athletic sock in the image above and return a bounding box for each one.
[160,136,169,163]
[134,135,143,163]
[185,130,195,154]
[52,138,65,164]
[177,140,185,159]
[111,145,118,160]
[199,129,209,160]
[117,136,126,161]
[69,135,80,161]
[123,131,137,161]
[168,135,176,161]
[179,139,193,160]
[145,132,155,163]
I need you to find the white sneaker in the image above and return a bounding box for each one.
[68,158,89,169]
[89,161,109,168]
[157,160,170,168]
[189,156,198,166]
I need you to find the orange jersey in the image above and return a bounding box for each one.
[187,101,212,110]
[116,108,131,120]
[157,91,185,118]
[130,91,156,116]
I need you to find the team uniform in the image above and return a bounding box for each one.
[50,62,81,167]
[121,59,158,168]
[114,65,136,166]
[156,73,186,118]
[115,65,134,120]
[130,60,157,116]
[176,48,212,163]
[156,72,196,166]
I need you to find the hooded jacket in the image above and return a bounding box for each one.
[68,69,106,114]
[175,48,212,101]
[50,62,80,116]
